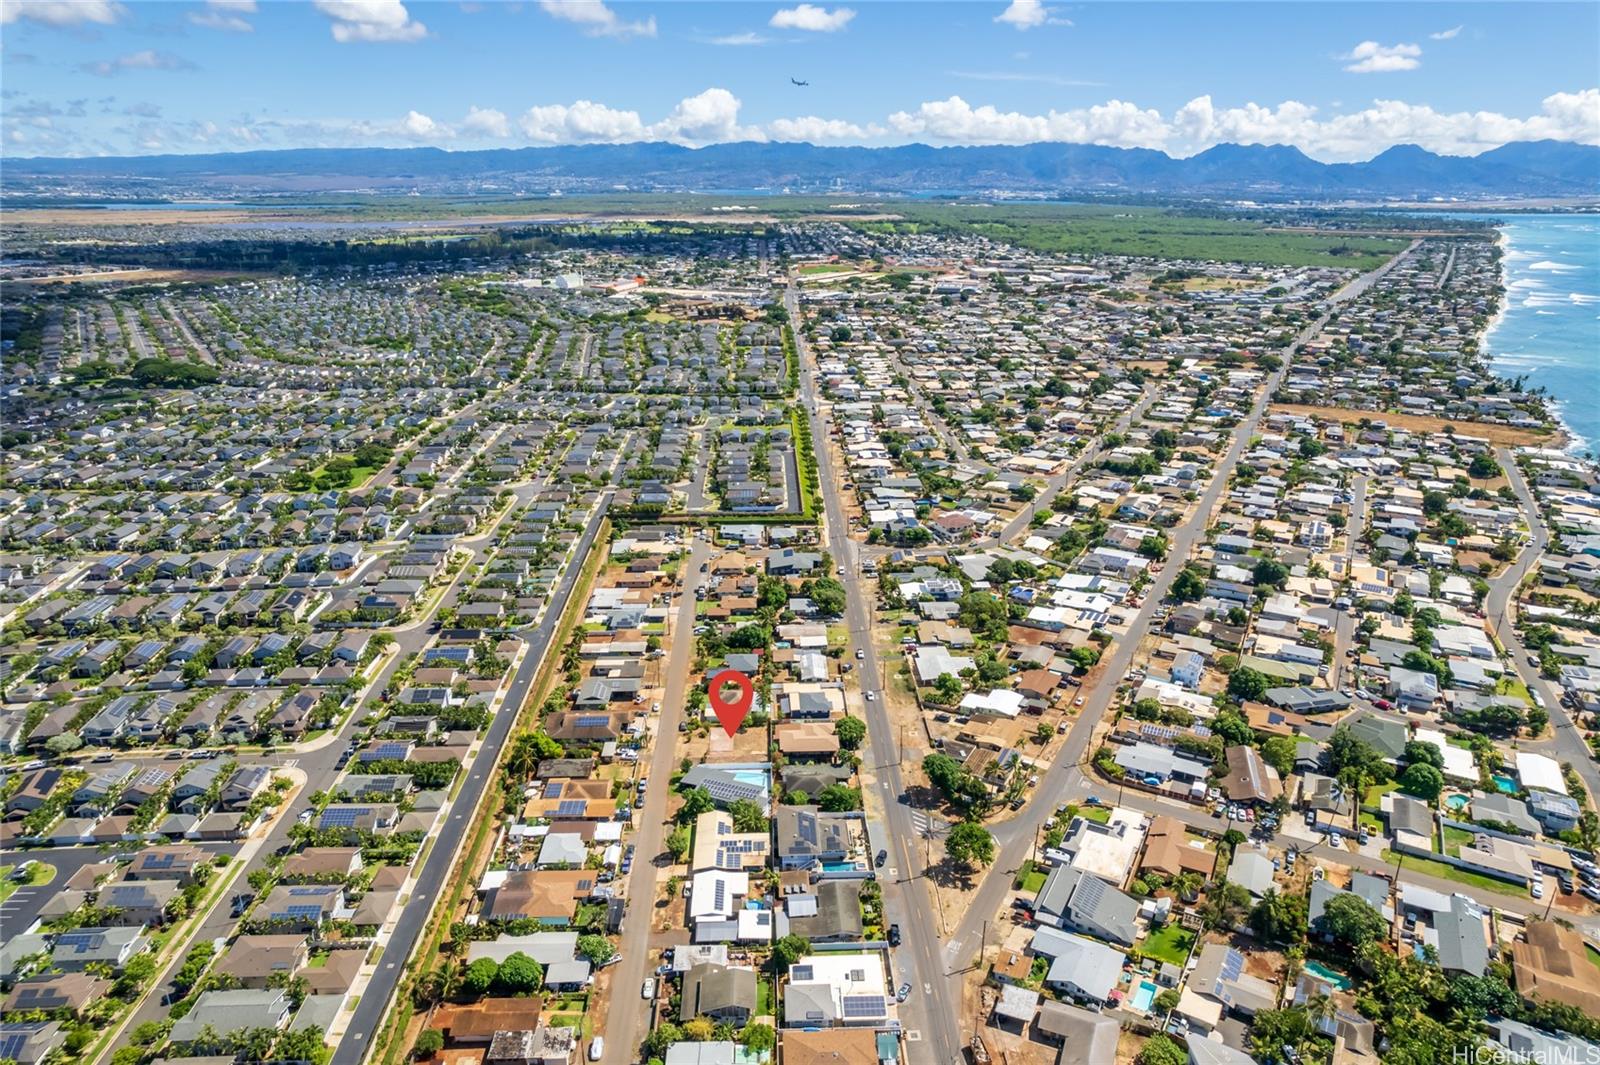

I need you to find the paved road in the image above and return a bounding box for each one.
[1489,448,1600,803]
[331,493,612,1065]
[1330,474,1368,690]
[604,537,709,1065]
[943,243,1420,980]
[789,283,966,1065]
[984,385,1159,548]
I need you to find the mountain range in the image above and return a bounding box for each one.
[5,139,1598,200]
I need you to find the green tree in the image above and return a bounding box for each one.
[462,958,498,997]
[1226,667,1269,703]
[834,715,866,750]
[1402,740,1444,770]
[1249,889,1307,946]
[576,934,616,965]
[1171,567,1206,602]
[817,783,862,812]
[493,951,542,994]
[1252,558,1290,589]
[740,1022,776,1052]
[1399,762,1445,802]
[1316,893,1387,948]
[946,821,995,868]
[676,786,715,824]
[412,1030,444,1060]
[771,934,811,971]
[666,825,692,861]
[1260,736,1297,777]
[728,798,767,833]
[1136,1034,1187,1065]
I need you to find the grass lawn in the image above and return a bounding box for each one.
[1382,849,1529,897]
[1363,781,1399,810]
[1442,825,1477,856]
[0,862,57,902]
[1496,675,1532,703]
[1141,925,1197,966]
[1081,806,1113,824]
[799,263,854,275]
[1587,947,1600,976]
[756,976,773,1017]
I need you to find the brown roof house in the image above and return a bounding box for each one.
[1221,744,1283,805]
[1139,815,1217,880]
[1511,920,1600,1017]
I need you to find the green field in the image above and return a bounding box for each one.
[853,203,1408,269]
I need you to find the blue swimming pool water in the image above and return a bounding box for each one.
[729,768,769,788]
[1131,980,1158,1012]
[1493,774,1518,794]
[1303,960,1353,990]
[1445,794,1470,811]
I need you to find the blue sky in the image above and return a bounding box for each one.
[2,0,1596,160]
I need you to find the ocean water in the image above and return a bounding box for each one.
[1480,214,1600,454]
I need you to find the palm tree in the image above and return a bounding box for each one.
[1337,765,1368,833]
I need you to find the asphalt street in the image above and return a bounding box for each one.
[602,537,710,1065]
[790,283,966,1065]
[941,243,1422,1014]
[330,493,612,1065]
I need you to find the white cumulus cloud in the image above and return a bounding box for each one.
[519,99,647,144]
[994,0,1068,30]
[0,0,124,27]
[398,110,448,139]
[766,115,881,142]
[888,95,1167,148]
[313,0,427,42]
[538,0,654,38]
[1343,40,1422,73]
[461,105,509,138]
[1429,25,1463,40]
[770,4,854,32]
[190,0,256,32]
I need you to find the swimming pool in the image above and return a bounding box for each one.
[1445,794,1470,812]
[1493,774,1518,794]
[1303,960,1353,990]
[1130,980,1158,1012]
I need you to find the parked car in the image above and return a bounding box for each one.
[887,924,902,946]
[641,978,656,1000]
[588,1037,604,1061]
[896,983,912,1002]
[875,849,887,867]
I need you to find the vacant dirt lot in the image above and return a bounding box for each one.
[1269,404,1557,447]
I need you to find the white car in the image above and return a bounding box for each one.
[588,1037,603,1061]
[642,978,656,1000]
[1531,880,1544,899]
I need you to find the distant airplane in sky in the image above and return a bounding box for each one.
[790,78,809,87]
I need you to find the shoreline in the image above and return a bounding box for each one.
[1481,219,1584,455]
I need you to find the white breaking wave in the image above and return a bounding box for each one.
[1529,260,1580,272]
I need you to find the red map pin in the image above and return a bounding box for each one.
[708,669,755,737]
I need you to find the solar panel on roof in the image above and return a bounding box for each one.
[842,995,886,1018]
[543,781,564,799]
[0,1034,29,1059]
[575,715,610,728]
[1220,948,1244,982]
[791,965,813,981]
[555,799,587,817]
